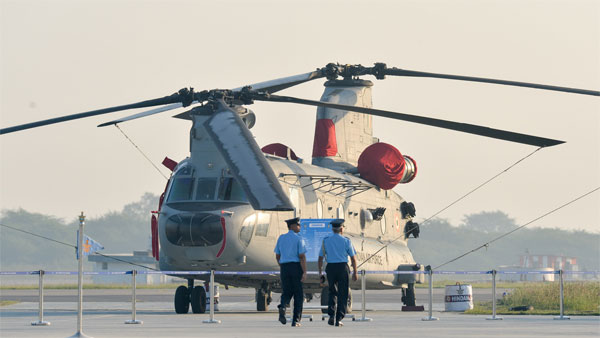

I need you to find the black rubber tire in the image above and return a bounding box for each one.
[256,288,268,311]
[320,286,329,314]
[191,285,207,314]
[405,283,416,307]
[174,285,190,314]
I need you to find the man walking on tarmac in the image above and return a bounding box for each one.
[318,218,358,327]
[274,217,307,327]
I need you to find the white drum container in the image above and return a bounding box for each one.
[444,283,473,311]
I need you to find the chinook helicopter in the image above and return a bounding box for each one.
[1,63,598,314]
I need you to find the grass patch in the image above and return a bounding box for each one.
[0,300,19,306]
[415,280,521,289]
[465,281,599,315]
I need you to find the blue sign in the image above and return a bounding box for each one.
[299,219,335,262]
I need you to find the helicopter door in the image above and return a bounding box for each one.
[288,187,301,218]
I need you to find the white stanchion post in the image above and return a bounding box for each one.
[203,269,221,324]
[69,212,92,338]
[31,270,51,326]
[354,269,372,322]
[422,268,438,321]
[487,270,502,320]
[125,270,143,324]
[554,269,570,320]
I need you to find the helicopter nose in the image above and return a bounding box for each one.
[164,213,225,248]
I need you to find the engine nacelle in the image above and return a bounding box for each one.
[357,142,417,190]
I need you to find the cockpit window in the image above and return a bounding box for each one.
[239,213,256,247]
[218,177,248,202]
[167,177,194,202]
[195,178,217,200]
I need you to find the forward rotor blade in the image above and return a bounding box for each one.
[233,69,326,94]
[1,93,188,135]
[384,68,600,96]
[204,100,294,211]
[98,103,186,127]
[257,94,565,148]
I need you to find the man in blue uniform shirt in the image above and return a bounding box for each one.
[274,217,307,327]
[318,218,358,327]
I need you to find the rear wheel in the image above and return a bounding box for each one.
[191,285,207,313]
[405,283,416,306]
[174,285,190,314]
[256,288,268,311]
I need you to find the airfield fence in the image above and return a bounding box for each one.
[1,269,598,326]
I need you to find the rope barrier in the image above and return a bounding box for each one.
[2,270,598,275]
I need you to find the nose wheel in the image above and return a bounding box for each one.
[174,279,207,314]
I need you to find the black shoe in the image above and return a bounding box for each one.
[335,321,343,327]
[278,306,286,325]
[328,317,335,326]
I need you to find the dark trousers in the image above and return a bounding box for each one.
[326,262,350,321]
[279,262,303,323]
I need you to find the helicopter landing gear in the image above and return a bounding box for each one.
[256,282,272,311]
[175,279,207,314]
[401,283,416,306]
[191,285,207,313]
[174,284,190,314]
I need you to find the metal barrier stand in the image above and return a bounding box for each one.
[421,268,438,321]
[203,269,221,324]
[31,270,51,326]
[68,212,92,338]
[354,270,372,322]
[486,270,502,320]
[125,270,143,324]
[554,269,570,320]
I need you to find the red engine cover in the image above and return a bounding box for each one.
[358,143,406,190]
[261,143,299,160]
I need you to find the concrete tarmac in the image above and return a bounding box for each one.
[1,288,598,337]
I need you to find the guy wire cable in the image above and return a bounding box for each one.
[115,124,169,180]
[357,146,543,269]
[433,186,600,270]
[0,222,158,271]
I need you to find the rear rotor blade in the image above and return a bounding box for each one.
[256,94,565,148]
[384,68,600,96]
[233,69,326,94]
[204,100,294,211]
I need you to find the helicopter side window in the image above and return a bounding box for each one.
[195,178,217,200]
[317,198,323,219]
[218,177,248,202]
[239,213,256,247]
[337,203,345,219]
[167,177,194,202]
[255,213,271,237]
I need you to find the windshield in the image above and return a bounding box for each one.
[166,172,248,203]
[218,177,248,202]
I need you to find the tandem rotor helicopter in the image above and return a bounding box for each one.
[2,62,598,314]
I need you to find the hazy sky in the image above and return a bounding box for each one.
[1,0,598,234]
